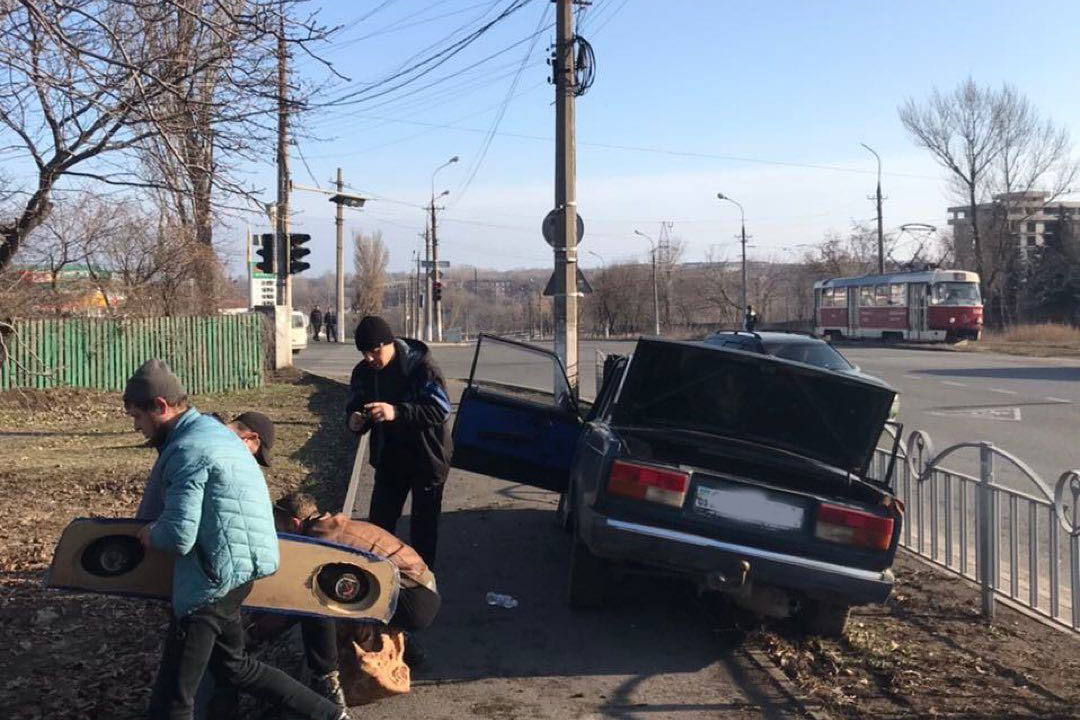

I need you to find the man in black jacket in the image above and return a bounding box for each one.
[310,305,324,341]
[345,316,452,568]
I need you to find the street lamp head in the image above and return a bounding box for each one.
[716,193,726,200]
[449,155,459,163]
[438,190,450,198]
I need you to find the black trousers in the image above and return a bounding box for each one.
[391,585,441,633]
[368,471,444,569]
[148,583,342,720]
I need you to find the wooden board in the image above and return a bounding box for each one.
[45,518,400,622]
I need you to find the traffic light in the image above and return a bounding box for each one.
[433,280,443,303]
[255,233,275,274]
[288,233,311,275]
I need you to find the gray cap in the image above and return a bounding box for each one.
[123,358,187,406]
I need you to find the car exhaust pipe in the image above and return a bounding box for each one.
[704,560,750,591]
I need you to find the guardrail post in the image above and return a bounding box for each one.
[978,442,996,622]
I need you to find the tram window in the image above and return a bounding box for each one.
[931,282,981,306]
[875,285,890,306]
[834,287,847,306]
[890,284,906,306]
[821,288,833,307]
[859,286,875,306]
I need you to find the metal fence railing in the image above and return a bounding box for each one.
[870,428,1080,635]
[0,314,264,394]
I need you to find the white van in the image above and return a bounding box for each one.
[291,310,308,353]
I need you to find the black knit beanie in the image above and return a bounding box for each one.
[354,315,395,351]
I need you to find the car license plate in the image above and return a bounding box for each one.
[694,485,804,530]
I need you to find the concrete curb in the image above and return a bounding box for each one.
[742,646,834,720]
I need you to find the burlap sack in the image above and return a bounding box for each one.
[337,623,411,705]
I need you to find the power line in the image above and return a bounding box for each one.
[449,1,552,206]
[319,113,940,180]
[316,0,538,110]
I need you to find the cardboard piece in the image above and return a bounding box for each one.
[45,518,400,622]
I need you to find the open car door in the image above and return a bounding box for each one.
[451,335,582,492]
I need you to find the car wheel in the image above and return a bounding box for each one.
[567,532,607,609]
[801,599,851,637]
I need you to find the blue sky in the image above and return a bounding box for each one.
[271,0,1080,276]
[11,1,1080,275]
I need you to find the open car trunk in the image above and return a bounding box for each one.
[609,338,897,479]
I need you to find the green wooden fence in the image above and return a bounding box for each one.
[0,314,263,394]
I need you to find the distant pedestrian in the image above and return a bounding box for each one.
[310,305,324,341]
[346,316,452,568]
[325,310,338,343]
[744,304,759,333]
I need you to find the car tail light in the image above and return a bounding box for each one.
[815,503,894,551]
[606,460,689,508]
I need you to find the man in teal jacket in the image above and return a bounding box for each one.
[125,359,346,720]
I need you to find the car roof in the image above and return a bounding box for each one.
[709,330,825,345]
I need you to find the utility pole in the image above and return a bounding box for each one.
[740,220,748,314]
[716,193,749,321]
[430,199,442,343]
[334,167,345,343]
[658,221,673,327]
[554,0,579,395]
[423,227,432,342]
[862,143,885,274]
[291,173,364,342]
[413,249,422,339]
[276,7,291,311]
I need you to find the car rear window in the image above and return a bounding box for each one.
[762,341,853,371]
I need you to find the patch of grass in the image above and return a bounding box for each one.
[984,323,1080,345]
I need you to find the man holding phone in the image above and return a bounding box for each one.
[345,316,453,569]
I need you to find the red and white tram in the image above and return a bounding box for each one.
[814,269,983,342]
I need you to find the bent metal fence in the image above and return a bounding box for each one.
[870,429,1080,635]
[0,315,263,395]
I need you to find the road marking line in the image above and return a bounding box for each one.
[1046,396,1072,404]
[988,388,1018,395]
[940,380,967,387]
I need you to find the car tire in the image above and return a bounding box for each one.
[567,533,607,609]
[555,492,572,533]
[801,599,851,637]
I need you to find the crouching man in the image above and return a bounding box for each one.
[123,359,347,720]
[260,492,440,679]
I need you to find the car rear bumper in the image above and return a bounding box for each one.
[583,511,894,605]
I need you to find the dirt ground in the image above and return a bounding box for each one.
[757,553,1080,719]
[0,371,356,720]
[1,373,1078,720]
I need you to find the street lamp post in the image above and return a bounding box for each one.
[861,143,885,275]
[588,250,609,338]
[716,193,748,324]
[430,156,459,343]
[634,230,661,336]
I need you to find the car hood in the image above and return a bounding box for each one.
[609,338,896,476]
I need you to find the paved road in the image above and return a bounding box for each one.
[298,339,1079,484]
[839,345,1080,486]
[295,340,804,719]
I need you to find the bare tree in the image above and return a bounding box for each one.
[352,230,389,316]
[899,78,1004,298]
[0,1,334,274]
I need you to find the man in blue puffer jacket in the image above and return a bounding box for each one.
[124,359,347,720]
